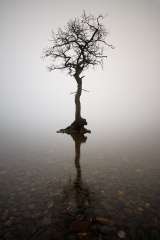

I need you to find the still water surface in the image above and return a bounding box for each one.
[0,121,160,239]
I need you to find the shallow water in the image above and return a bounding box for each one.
[0,121,160,239]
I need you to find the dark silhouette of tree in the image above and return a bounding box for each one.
[44,11,113,133]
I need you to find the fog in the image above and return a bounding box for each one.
[1,0,160,140]
[1,1,160,238]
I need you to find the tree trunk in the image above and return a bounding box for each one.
[70,75,87,130]
[57,73,91,133]
[75,76,82,123]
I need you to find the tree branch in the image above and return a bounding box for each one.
[44,11,113,76]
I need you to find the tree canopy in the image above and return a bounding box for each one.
[44,11,113,78]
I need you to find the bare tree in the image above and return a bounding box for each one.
[43,11,113,133]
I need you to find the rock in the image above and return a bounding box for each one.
[137,207,144,212]
[95,217,113,225]
[117,230,126,239]
[48,202,54,209]
[145,202,150,208]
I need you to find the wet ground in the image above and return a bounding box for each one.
[0,125,160,239]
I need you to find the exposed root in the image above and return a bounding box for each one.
[57,118,91,135]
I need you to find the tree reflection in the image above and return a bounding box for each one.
[55,133,112,239]
[61,131,95,239]
[69,132,92,217]
[50,132,94,240]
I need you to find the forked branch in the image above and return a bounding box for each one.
[43,11,113,77]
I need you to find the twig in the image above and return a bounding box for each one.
[82,89,90,92]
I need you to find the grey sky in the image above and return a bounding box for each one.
[0,0,160,136]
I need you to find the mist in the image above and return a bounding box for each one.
[0,0,160,238]
[1,0,160,136]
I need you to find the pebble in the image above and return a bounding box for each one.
[118,230,126,238]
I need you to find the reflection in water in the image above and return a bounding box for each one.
[70,132,91,217]
[51,132,95,239]
[54,134,116,240]
[0,128,160,239]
